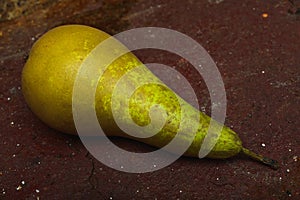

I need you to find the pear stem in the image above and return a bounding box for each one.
[241,147,279,170]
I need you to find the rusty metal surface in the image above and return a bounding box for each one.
[0,0,299,199]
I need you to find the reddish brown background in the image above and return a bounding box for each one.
[0,0,299,199]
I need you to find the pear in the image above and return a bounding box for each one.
[22,25,278,169]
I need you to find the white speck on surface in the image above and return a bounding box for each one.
[118,180,121,183]
[216,177,219,181]
[270,80,292,88]
[136,190,139,193]
[38,161,41,165]
[16,144,20,147]
[146,186,150,189]
[7,97,11,101]
[12,154,16,158]
[288,149,292,152]
[200,106,206,112]
[287,169,290,173]
[261,70,265,74]
[293,156,298,162]
[10,122,14,125]
[31,37,35,41]
[261,143,266,147]
[179,190,183,193]
[279,177,282,181]
[109,197,113,200]
[21,181,25,185]
[208,0,225,4]
[35,189,40,193]
[153,164,157,168]
[16,185,22,191]
[120,166,124,169]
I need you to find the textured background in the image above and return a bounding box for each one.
[0,0,299,199]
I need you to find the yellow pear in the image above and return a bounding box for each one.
[22,25,278,169]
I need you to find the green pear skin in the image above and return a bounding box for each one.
[93,51,242,159]
[22,25,278,169]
